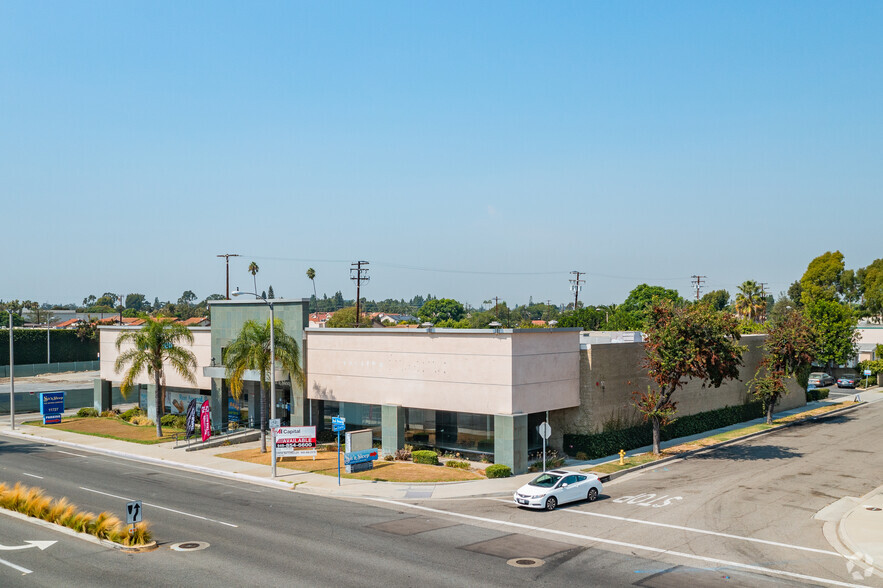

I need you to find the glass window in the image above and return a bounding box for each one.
[529,473,561,488]
[561,475,578,486]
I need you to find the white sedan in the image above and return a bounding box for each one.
[513,469,603,511]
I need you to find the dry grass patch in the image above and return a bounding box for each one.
[219,448,483,482]
[25,416,181,444]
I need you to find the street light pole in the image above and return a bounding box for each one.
[9,310,15,430]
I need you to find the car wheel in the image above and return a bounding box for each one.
[587,487,599,502]
[545,496,557,511]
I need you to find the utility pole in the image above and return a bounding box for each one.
[217,253,241,299]
[569,271,585,310]
[691,275,706,301]
[759,282,769,322]
[350,261,370,327]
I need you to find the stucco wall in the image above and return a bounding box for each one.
[99,326,212,389]
[306,329,580,416]
[551,334,805,442]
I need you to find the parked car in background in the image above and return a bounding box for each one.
[808,372,835,387]
[837,373,859,388]
[514,470,602,511]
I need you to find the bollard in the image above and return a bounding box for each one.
[619,449,626,465]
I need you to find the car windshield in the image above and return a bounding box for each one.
[528,473,562,488]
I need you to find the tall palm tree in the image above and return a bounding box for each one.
[115,316,197,437]
[735,280,764,321]
[306,267,317,300]
[224,318,305,453]
[248,261,260,295]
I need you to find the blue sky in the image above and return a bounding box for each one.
[2,2,881,308]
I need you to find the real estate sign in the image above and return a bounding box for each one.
[275,426,317,457]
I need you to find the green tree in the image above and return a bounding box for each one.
[857,258,883,319]
[114,317,198,437]
[306,268,317,300]
[620,284,684,329]
[224,318,304,453]
[267,286,275,299]
[701,289,730,312]
[803,298,858,367]
[750,309,816,424]
[800,251,845,303]
[95,292,119,308]
[248,261,260,295]
[125,294,147,312]
[640,301,745,454]
[787,281,803,309]
[556,307,605,331]
[734,280,764,321]
[326,306,371,328]
[418,298,465,323]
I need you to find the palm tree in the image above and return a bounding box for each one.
[224,318,305,453]
[306,268,317,300]
[115,316,197,437]
[248,261,260,295]
[735,280,764,321]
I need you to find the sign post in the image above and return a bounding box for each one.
[39,392,65,425]
[332,416,345,485]
[126,500,142,536]
[864,369,872,390]
[537,421,551,473]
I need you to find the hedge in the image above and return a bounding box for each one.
[485,464,512,478]
[0,329,98,366]
[563,402,766,460]
[412,450,439,465]
[806,388,830,402]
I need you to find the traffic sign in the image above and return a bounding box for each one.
[537,422,551,440]
[126,501,143,524]
[864,369,872,376]
[332,416,346,432]
[269,418,281,429]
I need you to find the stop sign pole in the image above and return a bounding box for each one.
[537,418,551,473]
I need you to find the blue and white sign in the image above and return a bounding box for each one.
[332,416,346,432]
[40,392,65,425]
[864,369,873,376]
[344,448,379,466]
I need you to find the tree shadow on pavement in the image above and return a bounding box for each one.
[687,443,803,462]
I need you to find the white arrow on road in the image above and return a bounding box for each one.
[0,540,56,551]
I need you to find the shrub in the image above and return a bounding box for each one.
[806,388,830,402]
[317,430,338,443]
[100,410,117,418]
[121,407,143,422]
[77,407,99,418]
[564,402,766,460]
[445,460,470,469]
[160,414,186,429]
[485,464,512,478]
[575,452,588,461]
[130,415,154,426]
[383,453,395,461]
[528,457,565,472]
[394,448,412,461]
[411,450,439,465]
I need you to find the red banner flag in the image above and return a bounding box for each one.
[200,400,211,442]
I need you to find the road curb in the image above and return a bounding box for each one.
[835,485,883,578]
[0,429,296,492]
[599,401,867,483]
[0,507,158,552]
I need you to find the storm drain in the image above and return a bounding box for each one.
[507,557,544,568]
[170,541,210,552]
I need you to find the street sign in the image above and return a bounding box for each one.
[332,416,346,432]
[269,418,281,429]
[126,501,143,524]
[537,422,551,440]
[274,426,317,457]
[864,369,872,376]
[39,392,65,425]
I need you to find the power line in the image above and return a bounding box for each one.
[691,275,706,301]
[570,271,585,310]
[350,261,370,327]
[217,253,240,299]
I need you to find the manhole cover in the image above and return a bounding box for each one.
[507,557,544,568]
[865,507,882,512]
[170,541,210,552]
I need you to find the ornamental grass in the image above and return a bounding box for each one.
[0,482,152,546]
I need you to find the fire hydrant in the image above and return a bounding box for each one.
[619,449,626,465]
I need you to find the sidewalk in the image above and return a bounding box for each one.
[838,485,883,577]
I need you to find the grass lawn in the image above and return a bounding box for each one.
[585,401,855,475]
[24,417,183,444]
[218,447,485,483]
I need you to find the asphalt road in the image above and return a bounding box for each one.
[0,401,880,587]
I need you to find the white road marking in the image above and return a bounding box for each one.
[21,473,43,480]
[0,540,56,551]
[489,497,840,557]
[56,451,89,458]
[0,556,32,574]
[367,498,863,588]
[78,487,238,528]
